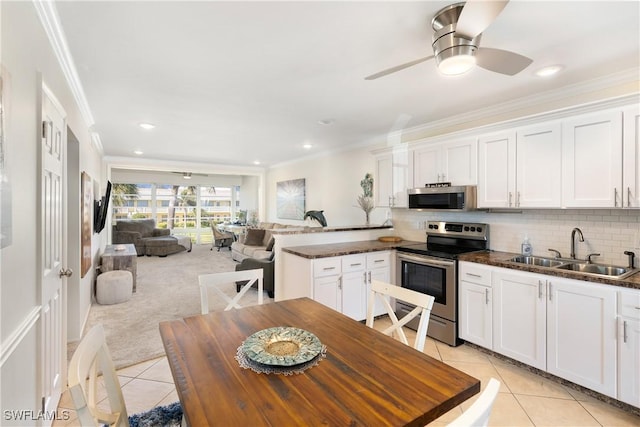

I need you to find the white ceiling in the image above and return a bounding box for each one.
[55,1,640,168]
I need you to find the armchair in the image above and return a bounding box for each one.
[235,252,274,298]
[211,224,234,251]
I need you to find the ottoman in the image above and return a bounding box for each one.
[144,236,186,257]
[96,270,133,305]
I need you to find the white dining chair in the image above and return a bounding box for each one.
[68,324,129,427]
[447,378,501,427]
[199,268,264,313]
[366,279,435,352]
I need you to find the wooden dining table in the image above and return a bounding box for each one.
[159,297,480,426]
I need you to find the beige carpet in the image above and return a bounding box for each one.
[69,244,270,369]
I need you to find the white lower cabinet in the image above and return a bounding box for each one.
[458,262,493,348]
[313,251,390,321]
[546,277,617,397]
[492,269,546,370]
[618,290,640,407]
[460,263,622,402]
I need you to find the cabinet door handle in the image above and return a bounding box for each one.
[517,191,521,207]
[548,282,553,301]
[363,272,367,283]
[623,320,628,343]
[368,271,371,283]
[466,273,482,278]
[323,267,336,271]
[485,288,489,305]
[508,192,512,207]
[350,263,362,267]
[614,188,618,207]
[628,187,632,208]
[538,280,543,299]
[374,259,384,263]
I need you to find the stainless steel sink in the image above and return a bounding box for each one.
[509,255,565,268]
[554,262,635,278]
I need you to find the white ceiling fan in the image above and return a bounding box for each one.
[365,0,533,80]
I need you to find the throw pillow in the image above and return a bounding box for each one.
[265,237,275,251]
[244,229,265,246]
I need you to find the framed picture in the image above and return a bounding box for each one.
[81,171,92,277]
[276,178,305,220]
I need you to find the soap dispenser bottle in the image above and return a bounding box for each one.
[521,236,532,255]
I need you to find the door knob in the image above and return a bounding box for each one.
[59,268,73,278]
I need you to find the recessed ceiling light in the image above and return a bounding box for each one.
[253,160,261,165]
[318,119,334,126]
[183,172,192,180]
[535,65,564,77]
[303,143,312,150]
[139,122,156,130]
[133,150,143,155]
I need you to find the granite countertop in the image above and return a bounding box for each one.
[282,239,421,259]
[459,250,640,290]
[271,225,393,235]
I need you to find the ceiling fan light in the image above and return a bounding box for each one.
[438,54,476,75]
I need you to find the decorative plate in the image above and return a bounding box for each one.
[241,327,323,366]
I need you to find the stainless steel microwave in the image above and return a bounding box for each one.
[407,185,477,211]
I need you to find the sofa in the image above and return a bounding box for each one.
[230,222,308,262]
[112,219,190,257]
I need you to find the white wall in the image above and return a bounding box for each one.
[1,2,103,422]
[266,145,390,227]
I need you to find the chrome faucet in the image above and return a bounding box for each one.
[570,227,584,259]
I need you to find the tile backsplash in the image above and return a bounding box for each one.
[391,208,640,268]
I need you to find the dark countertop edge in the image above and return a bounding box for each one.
[271,225,392,235]
[459,250,640,290]
[282,240,421,259]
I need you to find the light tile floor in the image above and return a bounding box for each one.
[58,320,640,426]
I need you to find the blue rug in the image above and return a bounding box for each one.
[128,402,183,427]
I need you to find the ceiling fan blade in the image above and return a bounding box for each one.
[455,0,509,40]
[475,47,532,76]
[365,55,434,80]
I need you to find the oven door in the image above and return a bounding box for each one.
[395,252,460,346]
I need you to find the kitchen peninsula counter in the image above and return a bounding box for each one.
[282,239,419,259]
[460,250,640,290]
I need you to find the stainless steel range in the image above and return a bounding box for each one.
[395,221,489,346]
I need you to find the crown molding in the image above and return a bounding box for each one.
[398,68,639,143]
[32,0,102,153]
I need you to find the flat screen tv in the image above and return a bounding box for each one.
[94,180,112,234]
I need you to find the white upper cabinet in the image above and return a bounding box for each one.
[414,139,477,187]
[478,122,561,208]
[374,147,414,208]
[562,110,623,207]
[623,105,640,208]
[477,131,516,208]
[516,123,562,207]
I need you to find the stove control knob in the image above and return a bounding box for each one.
[464,226,469,231]
[470,226,476,232]
[477,227,483,232]
[434,224,439,229]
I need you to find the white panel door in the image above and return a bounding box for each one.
[313,275,341,312]
[341,271,366,321]
[623,105,640,208]
[516,122,562,208]
[478,132,516,208]
[391,147,413,208]
[547,278,617,397]
[41,87,67,421]
[374,154,393,207]
[492,270,546,369]
[562,110,623,207]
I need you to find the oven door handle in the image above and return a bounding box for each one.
[397,253,455,267]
